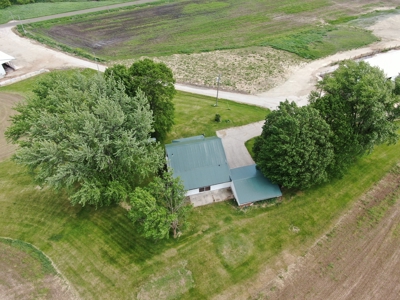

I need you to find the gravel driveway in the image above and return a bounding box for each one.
[217,121,263,169]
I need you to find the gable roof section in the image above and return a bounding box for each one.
[166,136,231,190]
[231,164,282,206]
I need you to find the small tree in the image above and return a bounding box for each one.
[253,101,334,189]
[6,71,163,207]
[105,59,176,142]
[310,60,399,177]
[128,188,171,240]
[129,170,191,239]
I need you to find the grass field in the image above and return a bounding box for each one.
[1,131,399,299]
[19,0,399,60]
[167,91,268,143]
[1,72,400,299]
[0,0,142,24]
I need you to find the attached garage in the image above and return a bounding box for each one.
[231,164,282,206]
[0,51,16,78]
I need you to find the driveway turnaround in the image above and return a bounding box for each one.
[217,121,264,169]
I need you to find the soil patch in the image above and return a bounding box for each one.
[0,93,22,162]
[256,164,400,300]
[118,47,307,94]
[0,238,78,300]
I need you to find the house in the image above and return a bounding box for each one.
[166,135,282,206]
[166,135,231,196]
[0,51,16,78]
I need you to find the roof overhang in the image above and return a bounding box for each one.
[0,51,15,64]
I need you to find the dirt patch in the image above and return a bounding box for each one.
[0,92,22,162]
[254,164,400,300]
[0,239,78,300]
[118,47,307,94]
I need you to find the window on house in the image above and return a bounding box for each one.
[199,186,211,192]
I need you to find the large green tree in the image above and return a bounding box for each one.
[6,71,163,207]
[253,101,334,189]
[105,59,176,142]
[0,0,11,9]
[129,170,191,239]
[309,60,399,177]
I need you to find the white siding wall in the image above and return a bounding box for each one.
[185,181,231,196]
[211,182,231,190]
[186,188,199,196]
[231,182,239,205]
[0,65,5,77]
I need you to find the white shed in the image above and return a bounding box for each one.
[0,51,16,78]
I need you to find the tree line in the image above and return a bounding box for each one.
[6,59,190,240]
[254,60,400,189]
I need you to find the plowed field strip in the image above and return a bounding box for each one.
[262,167,400,300]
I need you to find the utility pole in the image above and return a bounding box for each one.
[18,16,26,34]
[93,52,99,72]
[215,74,221,107]
[8,11,15,21]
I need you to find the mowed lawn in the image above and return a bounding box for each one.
[1,72,400,299]
[166,91,268,143]
[21,0,399,60]
[1,133,399,299]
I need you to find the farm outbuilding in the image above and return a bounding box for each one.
[0,51,16,78]
[166,136,282,207]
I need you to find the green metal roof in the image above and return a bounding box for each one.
[172,135,205,143]
[165,136,231,190]
[231,165,282,206]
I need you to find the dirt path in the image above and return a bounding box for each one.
[257,166,400,300]
[1,12,400,108]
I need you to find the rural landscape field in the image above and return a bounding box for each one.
[18,0,400,93]
[1,0,400,299]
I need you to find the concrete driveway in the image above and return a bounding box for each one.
[217,121,264,169]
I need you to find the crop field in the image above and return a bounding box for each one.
[263,164,400,299]
[0,0,139,24]
[22,0,400,60]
